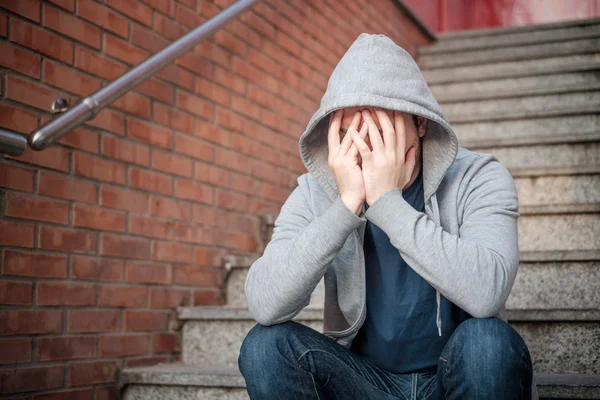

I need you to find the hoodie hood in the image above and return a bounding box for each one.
[299,33,459,205]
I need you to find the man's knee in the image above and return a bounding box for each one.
[442,317,532,371]
[238,320,301,373]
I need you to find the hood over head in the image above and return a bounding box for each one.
[299,33,458,205]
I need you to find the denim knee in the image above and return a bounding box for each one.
[440,317,532,373]
[238,320,298,373]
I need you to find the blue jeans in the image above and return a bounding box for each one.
[238,317,533,399]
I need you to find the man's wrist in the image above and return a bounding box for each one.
[341,197,362,216]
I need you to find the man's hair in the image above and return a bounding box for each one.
[411,114,419,129]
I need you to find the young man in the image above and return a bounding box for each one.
[238,33,535,399]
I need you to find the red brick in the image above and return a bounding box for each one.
[231,94,261,120]
[215,148,253,173]
[195,162,230,187]
[129,167,173,195]
[174,134,214,162]
[247,84,277,109]
[87,108,126,135]
[113,91,151,119]
[214,229,257,252]
[10,19,72,63]
[37,281,96,306]
[123,355,169,368]
[153,11,185,40]
[0,0,41,21]
[6,76,43,114]
[5,193,69,224]
[100,185,148,213]
[103,33,148,65]
[152,333,180,353]
[68,309,120,333]
[153,102,194,134]
[2,250,67,278]
[0,309,62,335]
[44,3,100,48]
[215,188,248,212]
[69,360,119,386]
[0,366,63,394]
[44,60,101,97]
[149,196,191,220]
[101,334,149,357]
[157,63,195,91]
[194,247,225,267]
[231,20,261,49]
[177,90,214,119]
[38,171,96,204]
[71,255,123,282]
[173,266,221,286]
[73,204,126,232]
[195,118,230,146]
[151,150,193,178]
[213,29,247,58]
[127,118,173,149]
[34,388,94,400]
[174,179,213,203]
[37,336,96,361]
[151,241,192,263]
[129,215,172,240]
[97,285,147,307]
[173,223,212,245]
[230,170,261,196]
[107,0,152,26]
[57,126,100,153]
[214,106,244,133]
[0,339,31,364]
[74,46,125,80]
[0,12,5,36]
[0,163,34,191]
[194,288,224,305]
[0,41,41,78]
[125,310,169,331]
[176,3,201,29]
[0,102,37,134]
[74,152,125,184]
[190,205,219,228]
[40,225,97,254]
[101,233,150,260]
[101,135,149,167]
[13,146,69,173]
[144,0,175,17]
[194,41,229,68]
[195,76,230,106]
[137,78,175,105]
[48,0,75,11]
[0,280,32,305]
[77,0,128,38]
[0,220,34,248]
[150,288,191,308]
[181,0,197,9]
[126,261,171,284]
[176,52,213,79]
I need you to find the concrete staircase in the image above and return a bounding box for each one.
[119,18,600,399]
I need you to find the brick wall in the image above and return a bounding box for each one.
[0,0,431,397]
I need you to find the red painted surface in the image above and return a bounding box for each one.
[404,0,600,33]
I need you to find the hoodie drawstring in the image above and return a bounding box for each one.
[436,289,442,336]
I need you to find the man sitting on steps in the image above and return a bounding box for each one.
[238,32,536,400]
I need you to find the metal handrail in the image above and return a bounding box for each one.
[0,0,261,157]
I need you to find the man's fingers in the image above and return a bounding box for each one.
[375,109,395,151]
[361,110,384,153]
[350,129,371,158]
[328,110,343,156]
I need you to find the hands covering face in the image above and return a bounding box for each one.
[348,108,418,206]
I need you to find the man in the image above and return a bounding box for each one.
[238,33,535,399]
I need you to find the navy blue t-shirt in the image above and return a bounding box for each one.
[350,167,471,373]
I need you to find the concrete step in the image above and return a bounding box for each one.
[468,142,600,172]
[430,72,600,103]
[179,306,599,376]
[119,363,600,400]
[421,19,600,55]
[422,53,600,85]
[507,260,600,309]
[517,213,599,252]
[509,310,600,374]
[515,174,600,210]
[442,91,600,123]
[452,114,600,144]
[418,37,600,69]
[179,306,323,368]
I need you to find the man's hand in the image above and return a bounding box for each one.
[349,109,417,206]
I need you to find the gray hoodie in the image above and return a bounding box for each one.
[245,33,537,397]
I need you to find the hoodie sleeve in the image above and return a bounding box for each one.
[245,174,367,326]
[363,155,520,318]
